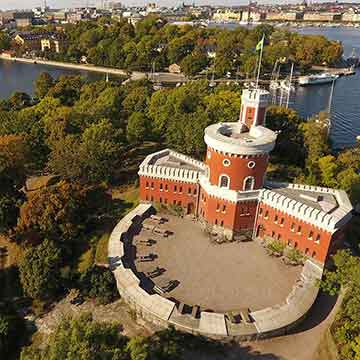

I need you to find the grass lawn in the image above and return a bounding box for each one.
[95,232,110,265]
[76,184,140,271]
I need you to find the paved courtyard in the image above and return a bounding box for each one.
[132,214,302,312]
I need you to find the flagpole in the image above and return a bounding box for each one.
[256,35,264,89]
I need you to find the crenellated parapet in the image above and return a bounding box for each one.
[138,149,207,184]
[139,164,202,183]
[260,188,351,232]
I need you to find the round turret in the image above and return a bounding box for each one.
[204,122,276,191]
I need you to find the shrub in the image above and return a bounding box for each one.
[266,240,285,256]
[79,265,118,305]
[285,247,305,265]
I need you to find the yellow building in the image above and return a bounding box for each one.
[213,9,242,22]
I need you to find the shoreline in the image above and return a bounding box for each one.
[0,55,188,83]
[0,55,145,80]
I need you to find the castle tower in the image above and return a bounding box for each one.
[239,88,270,130]
[199,88,277,237]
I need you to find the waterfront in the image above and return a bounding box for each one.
[0,27,359,148]
[291,27,360,149]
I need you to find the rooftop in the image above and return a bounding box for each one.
[204,122,277,155]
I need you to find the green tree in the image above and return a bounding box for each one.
[34,72,54,99]
[318,155,339,188]
[204,89,241,124]
[20,313,128,360]
[79,265,118,305]
[79,119,121,183]
[19,239,63,300]
[126,112,148,143]
[0,32,11,51]
[180,51,209,76]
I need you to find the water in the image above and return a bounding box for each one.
[0,27,359,148]
[0,59,115,98]
[288,27,360,149]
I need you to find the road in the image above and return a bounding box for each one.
[0,55,188,83]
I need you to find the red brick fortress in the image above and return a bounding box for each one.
[138,88,353,264]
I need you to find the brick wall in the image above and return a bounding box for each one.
[198,188,257,232]
[139,176,200,214]
[206,148,268,191]
[255,202,332,263]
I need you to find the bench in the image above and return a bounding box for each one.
[191,305,200,319]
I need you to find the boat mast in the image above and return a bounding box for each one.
[327,79,336,137]
[286,62,294,108]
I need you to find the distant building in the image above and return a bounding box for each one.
[243,11,266,23]
[138,88,353,264]
[0,11,15,26]
[303,12,342,22]
[14,12,33,28]
[14,32,42,51]
[15,32,65,53]
[265,12,303,22]
[212,8,242,22]
[41,34,65,53]
[342,11,360,23]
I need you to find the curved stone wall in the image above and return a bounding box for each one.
[108,204,324,339]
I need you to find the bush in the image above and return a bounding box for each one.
[284,247,305,265]
[266,240,285,256]
[79,265,118,305]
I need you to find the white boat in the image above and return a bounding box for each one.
[269,80,281,90]
[299,73,339,86]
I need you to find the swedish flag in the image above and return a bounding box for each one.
[256,35,265,51]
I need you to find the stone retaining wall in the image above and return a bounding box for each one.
[108,204,324,339]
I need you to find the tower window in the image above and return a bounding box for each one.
[247,161,256,169]
[219,174,230,189]
[243,176,255,191]
[223,159,231,167]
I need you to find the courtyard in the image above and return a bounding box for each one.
[130,214,302,313]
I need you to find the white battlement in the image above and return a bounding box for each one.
[138,149,206,184]
[260,185,352,232]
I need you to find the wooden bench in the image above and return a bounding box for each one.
[191,305,199,319]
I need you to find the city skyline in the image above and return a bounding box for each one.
[0,0,346,11]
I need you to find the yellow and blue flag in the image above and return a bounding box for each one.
[256,35,265,51]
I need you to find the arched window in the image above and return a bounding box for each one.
[243,176,255,191]
[219,174,230,189]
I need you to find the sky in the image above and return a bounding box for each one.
[0,0,352,11]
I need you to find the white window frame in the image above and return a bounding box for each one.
[243,176,255,191]
[218,174,230,189]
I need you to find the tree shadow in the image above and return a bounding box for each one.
[288,290,338,334]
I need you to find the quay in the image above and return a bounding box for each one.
[0,55,187,84]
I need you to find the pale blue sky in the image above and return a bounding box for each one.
[0,0,347,11]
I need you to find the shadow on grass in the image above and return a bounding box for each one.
[153,327,283,360]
